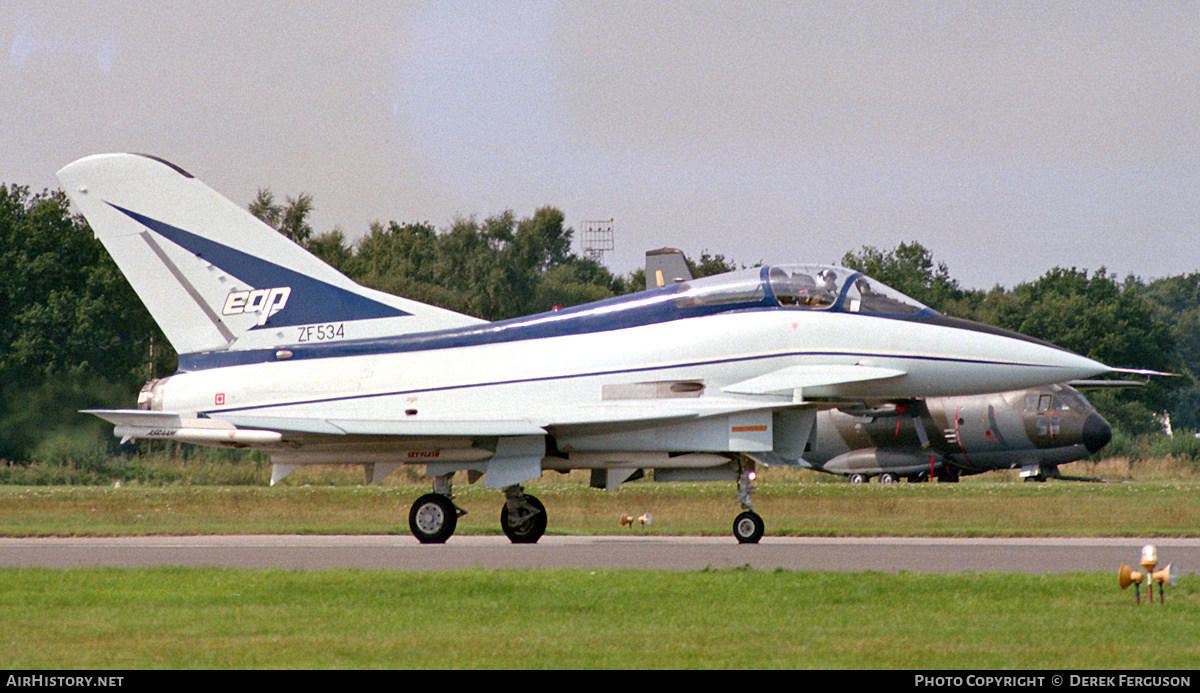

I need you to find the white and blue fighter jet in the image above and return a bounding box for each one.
[58,153,1113,544]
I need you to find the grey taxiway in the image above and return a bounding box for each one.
[2,535,1196,573]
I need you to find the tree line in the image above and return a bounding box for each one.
[0,183,1193,463]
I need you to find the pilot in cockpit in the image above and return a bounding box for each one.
[800,269,837,308]
[774,269,836,309]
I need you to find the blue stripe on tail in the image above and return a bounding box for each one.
[109,203,408,328]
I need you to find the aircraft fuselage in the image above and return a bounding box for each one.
[148,286,1107,439]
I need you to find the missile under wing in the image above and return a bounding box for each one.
[58,153,1112,544]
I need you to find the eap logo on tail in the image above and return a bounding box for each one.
[222,287,291,326]
[56,153,487,356]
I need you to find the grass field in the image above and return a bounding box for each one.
[0,568,1197,669]
[2,457,1198,669]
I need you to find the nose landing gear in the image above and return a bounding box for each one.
[733,457,765,544]
[733,510,765,543]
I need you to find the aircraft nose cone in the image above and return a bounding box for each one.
[1082,413,1112,453]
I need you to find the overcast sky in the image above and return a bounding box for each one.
[4,1,1198,289]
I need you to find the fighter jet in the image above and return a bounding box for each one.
[58,153,1113,544]
[782,382,1115,483]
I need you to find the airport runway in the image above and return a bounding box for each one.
[1,535,1198,573]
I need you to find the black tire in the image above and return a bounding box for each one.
[409,493,457,544]
[878,472,898,484]
[500,494,547,544]
[847,473,867,484]
[733,510,764,544]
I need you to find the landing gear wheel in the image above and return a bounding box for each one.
[500,494,546,544]
[733,510,765,544]
[409,493,457,544]
[847,473,867,484]
[878,473,898,484]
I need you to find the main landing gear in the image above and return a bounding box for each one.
[500,485,547,544]
[409,493,460,544]
[407,475,547,545]
[408,475,466,544]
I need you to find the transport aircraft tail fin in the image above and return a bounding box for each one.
[56,153,485,356]
[644,247,693,290]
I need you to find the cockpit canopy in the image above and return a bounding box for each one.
[672,264,936,318]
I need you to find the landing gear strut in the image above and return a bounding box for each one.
[500,485,547,544]
[408,475,465,544]
[733,457,764,544]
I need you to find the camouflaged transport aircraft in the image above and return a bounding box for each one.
[797,382,1115,483]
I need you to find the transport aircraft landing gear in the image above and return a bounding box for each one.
[733,457,764,544]
[1021,464,1058,483]
[500,485,546,544]
[409,475,465,544]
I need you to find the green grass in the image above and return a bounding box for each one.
[0,567,1195,669]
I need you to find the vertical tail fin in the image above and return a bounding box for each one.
[645,247,693,289]
[57,153,484,356]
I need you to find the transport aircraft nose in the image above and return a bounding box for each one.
[1082,413,1113,454]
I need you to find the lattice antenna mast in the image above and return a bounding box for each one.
[581,219,615,263]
